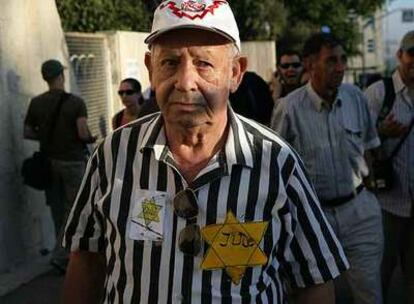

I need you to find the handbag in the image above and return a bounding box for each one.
[21,151,51,190]
[21,92,70,190]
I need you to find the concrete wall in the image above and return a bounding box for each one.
[0,0,74,294]
[241,41,276,82]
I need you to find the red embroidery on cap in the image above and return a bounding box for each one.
[160,0,227,20]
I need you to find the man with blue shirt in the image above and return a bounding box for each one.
[272,33,383,304]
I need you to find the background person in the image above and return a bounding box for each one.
[229,71,274,126]
[24,59,96,273]
[269,49,304,105]
[112,78,145,129]
[271,33,383,304]
[365,30,414,303]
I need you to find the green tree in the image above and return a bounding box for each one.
[56,0,154,32]
[279,0,385,55]
[56,0,385,55]
[228,0,286,41]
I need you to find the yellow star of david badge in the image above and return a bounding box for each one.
[138,198,163,226]
[200,211,269,285]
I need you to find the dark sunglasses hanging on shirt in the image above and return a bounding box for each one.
[173,188,202,256]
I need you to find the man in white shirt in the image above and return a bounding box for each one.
[365,30,414,303]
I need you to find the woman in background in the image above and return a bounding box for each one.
[112,78,144,129]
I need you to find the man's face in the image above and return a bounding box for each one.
[310,45,347,92]
[145,29,246,129]
[118,81,141,108]
[397,48,414,83]
[278,54,303,86]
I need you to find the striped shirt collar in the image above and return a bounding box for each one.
[139,106,255,172]
[306,82,343,111]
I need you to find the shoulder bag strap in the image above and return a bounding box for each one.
[41,92,71,150]
[388,118,414,159]
[377,77,396,126]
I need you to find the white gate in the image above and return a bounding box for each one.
[65,33,112,139]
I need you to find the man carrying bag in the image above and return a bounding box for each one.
[23,59,96,273]
[365,31,414,303]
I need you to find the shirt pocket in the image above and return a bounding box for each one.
[344,126,363,154]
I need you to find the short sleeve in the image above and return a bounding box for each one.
[62,146,104,253]
[359,91,380,150]
[364,81,385,123]
[277,155,349,288]
[75,96,88,119]
[24,99,37,127]
[270,99,292,142]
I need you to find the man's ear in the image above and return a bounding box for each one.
[230,56,248,93]
[144,51,153,83]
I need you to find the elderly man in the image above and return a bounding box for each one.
[365,30,414,303]
[62,1,348,303]
[271,33,383,304]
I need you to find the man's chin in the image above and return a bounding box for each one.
[285,78,299,86]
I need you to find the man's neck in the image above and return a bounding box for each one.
[124,104,140,116]
[283,83,300,95]
[48,83,64,91]
[311,81,338,104]
[165,117,228,183]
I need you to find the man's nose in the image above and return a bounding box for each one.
[175,62,198,92]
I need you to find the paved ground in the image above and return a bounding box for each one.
[0,265,407,304]
[0,270,64,304]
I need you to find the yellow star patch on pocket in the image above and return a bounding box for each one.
[200,211,269,285]
[138,198,163,225]
[129,192,167,242]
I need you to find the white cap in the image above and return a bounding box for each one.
[145,0,241,52]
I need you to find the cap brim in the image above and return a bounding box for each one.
[144,25,239,50]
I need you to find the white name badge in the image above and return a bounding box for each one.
[129,191,168,241]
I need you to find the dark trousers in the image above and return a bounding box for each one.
[381,210,414,303]
[45,159,86,262]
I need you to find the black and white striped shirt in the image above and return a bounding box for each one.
[64,108,349,303]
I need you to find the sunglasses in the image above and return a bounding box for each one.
[118,89,137,96]
[173,188,201,256]
[279,62,302,69]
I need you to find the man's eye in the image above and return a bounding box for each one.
[197,60,213,68]
[162,59,178,67]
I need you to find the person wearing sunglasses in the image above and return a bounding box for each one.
[270,49,304,105]
[112,78,145,129]
[272,33,384,304]
[62,1,348,303]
